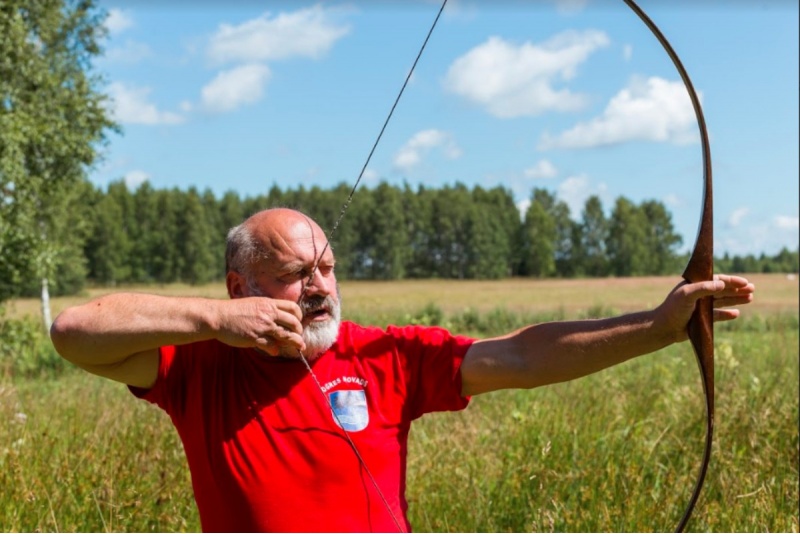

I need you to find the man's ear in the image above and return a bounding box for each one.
[226,271,247,299]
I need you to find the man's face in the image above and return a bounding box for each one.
[244,214,341,359]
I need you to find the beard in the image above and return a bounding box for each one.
[245,278,341,360]
[297,293,341,360]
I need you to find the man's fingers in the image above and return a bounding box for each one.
[714,274,752,289]
[686,277,755,301]
[274,310,303,335]
[713,308,741,322]
[273,299,304,321]
[713,294,754,308]
[255,333,306,356]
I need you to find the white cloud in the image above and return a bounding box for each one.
[393,129,462,171]
[124,170,150,190]
[103,40,151,64]
[539,76,699,149]
[442,30,609,119]
[774,215,799,230]
[107,82,184,125]
[728,207,750,227]
[556,174,608,218]
[622,44,633,61]
[524,159,558,179]
[200,64,271,113]
[207,5,350,65]
[105,8,134,35]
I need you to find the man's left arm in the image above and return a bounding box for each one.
[460,274,754,396]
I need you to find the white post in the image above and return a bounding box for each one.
[41,277,52,332]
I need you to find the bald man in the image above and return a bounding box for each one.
[51,208,754,532]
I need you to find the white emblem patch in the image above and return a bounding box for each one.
[328,389,369,432]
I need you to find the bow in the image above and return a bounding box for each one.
[622,1,714,532]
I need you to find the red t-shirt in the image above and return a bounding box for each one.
[130,321,474,532]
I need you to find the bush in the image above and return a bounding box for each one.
[0,310,65,378]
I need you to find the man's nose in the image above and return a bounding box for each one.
[304,270,331,296]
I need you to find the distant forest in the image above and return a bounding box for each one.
[17,180,800,298]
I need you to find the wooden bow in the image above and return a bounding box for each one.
[622,1,714,532]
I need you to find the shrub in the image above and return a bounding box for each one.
[0,310,65,378]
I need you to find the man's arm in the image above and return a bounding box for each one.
[460,275,754,396]
[50,293,305,389]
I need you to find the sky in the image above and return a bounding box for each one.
[90,0,799,257]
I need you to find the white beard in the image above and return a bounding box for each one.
[245,278,341,360]
[300,297,341,360]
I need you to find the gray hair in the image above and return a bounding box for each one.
[225,222,267,278]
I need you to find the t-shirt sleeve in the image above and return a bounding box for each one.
[128,345,189,417]
[388,325,475,420]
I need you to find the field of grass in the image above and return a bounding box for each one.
[1,275,798,531]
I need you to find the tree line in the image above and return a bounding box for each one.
[5,178,793,299]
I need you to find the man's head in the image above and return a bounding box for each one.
[225,208,341,359]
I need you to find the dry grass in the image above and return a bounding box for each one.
[5,273,795,321]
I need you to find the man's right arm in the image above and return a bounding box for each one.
[50,293,305,389]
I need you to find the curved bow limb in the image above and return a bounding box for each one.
[621,1,714,532]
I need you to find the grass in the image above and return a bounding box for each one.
[4,273,798,320]
[1,276,797,531]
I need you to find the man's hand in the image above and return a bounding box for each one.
[215,297,306,356]
[654,274,755,344]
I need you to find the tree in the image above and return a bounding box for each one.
[640,200,682,274]
[579,195,609,277]
[0,0,115,316]
[368,183,409,280]
[522,189,559,278]
[84,182,131,285]
[606,197,648,276]
[179,188,217,285]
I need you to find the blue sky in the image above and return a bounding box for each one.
[92,0,798,257]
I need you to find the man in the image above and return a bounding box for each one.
[50,208,754,532]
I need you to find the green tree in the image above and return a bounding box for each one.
[0,0,115,309]
[404,184,435,279]
[84,183,131,285]
[552,201,577,277]
[369,183,409,280]
[606,197,649,276]
[179,188,216,285]
[579,195,609,277]
[150,188,183,283]
[430,184,472,279]
[472,186,519,277]
[640,200,682,274]
[522,189,558,277]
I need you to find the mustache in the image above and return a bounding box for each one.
[300,294,336,314]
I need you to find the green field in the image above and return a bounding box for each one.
[1,275,798,531]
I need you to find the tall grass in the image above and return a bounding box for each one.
[1,301,797,531]
[405,322,799,532]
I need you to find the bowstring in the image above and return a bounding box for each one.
[293,1,449,531]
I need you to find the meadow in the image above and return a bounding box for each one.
[1,274,798,532]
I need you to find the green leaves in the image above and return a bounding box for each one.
[0,0,115,302]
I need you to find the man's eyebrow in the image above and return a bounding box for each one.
[277,260,308,274]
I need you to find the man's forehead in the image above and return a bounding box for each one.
[248,210,332,261]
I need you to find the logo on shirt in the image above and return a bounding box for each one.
[328,389,369,432]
